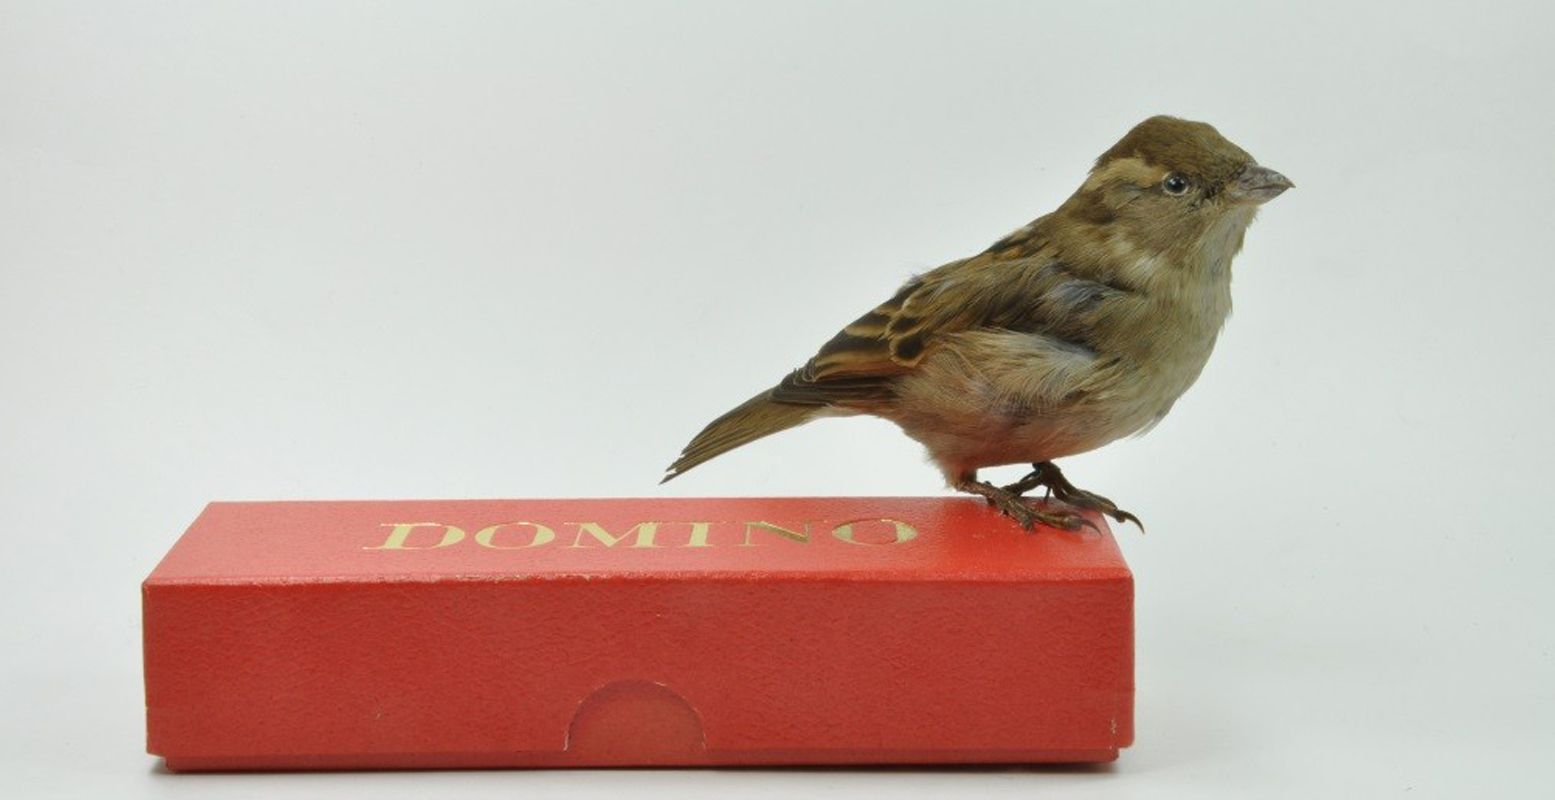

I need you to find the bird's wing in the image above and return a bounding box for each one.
[771,234,1121,407]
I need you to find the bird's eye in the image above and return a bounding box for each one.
[1162,173,1191,196]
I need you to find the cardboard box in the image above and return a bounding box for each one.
[143,497,1133,769]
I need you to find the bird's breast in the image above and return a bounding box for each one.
[1097,269,1234,434]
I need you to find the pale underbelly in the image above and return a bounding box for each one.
[881,336,1214,477]
[892,399,1158,473]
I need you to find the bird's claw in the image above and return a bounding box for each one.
[1054,485,1143,532]
[997,462,1145,532]
[1012,502,1099,534]
[957,478,1101,533]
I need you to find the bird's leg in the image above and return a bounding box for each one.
[999,468,1047,497]
[954,472,1095,533]
[1010,461,1144,531]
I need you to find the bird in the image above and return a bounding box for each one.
[662,115,1291,531]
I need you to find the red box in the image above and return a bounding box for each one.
[143,497,1133,770]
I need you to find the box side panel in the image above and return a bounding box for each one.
[146,573,1131,766]
[145,580,570,759]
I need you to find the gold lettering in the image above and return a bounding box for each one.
[832,518,917,545]
[682,521,713,548]
[741,521,809,546]
[365,522,466,550]
[365,518,916,551]
[474,521,555,549]
[568,521,661,548]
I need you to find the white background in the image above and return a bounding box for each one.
[3,1,1552,797]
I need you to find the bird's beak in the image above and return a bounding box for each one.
[1227,164,1293,204]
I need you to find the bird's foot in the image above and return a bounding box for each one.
[954,477,1097,533]
[1001,461,1144,532]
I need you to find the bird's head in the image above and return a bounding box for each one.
[1061,115,1291,268]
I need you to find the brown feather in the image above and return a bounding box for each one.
[661,388,817,481]
[800,239,1136,392]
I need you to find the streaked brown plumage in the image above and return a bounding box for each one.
[664,116,1291,530]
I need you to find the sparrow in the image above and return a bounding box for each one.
[662,115,1291,531]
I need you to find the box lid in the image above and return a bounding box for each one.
[146,497,1132,584]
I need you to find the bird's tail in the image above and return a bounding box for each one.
[662,388,816,482]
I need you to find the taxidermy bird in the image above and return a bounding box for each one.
[663,115,1291,531]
